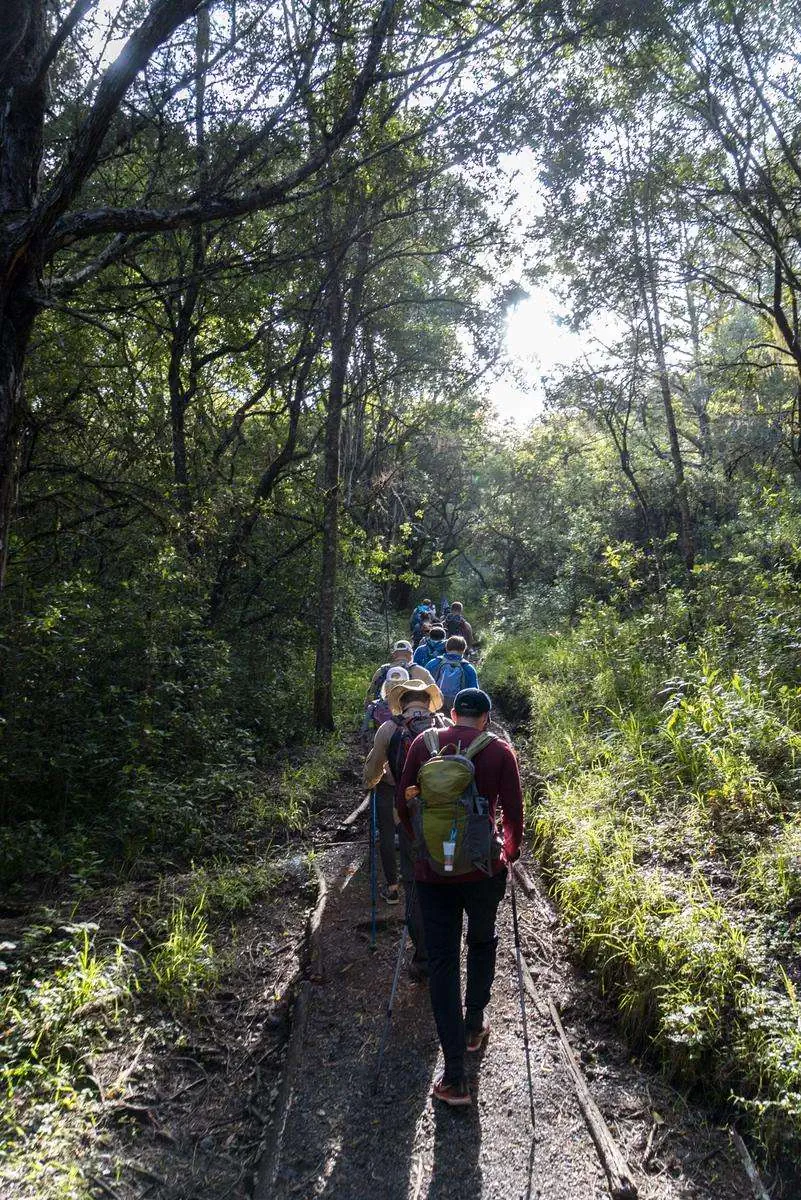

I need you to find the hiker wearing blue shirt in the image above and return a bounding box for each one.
[426,635,478,712]
[410,599,436,638]
[413,626,447,668]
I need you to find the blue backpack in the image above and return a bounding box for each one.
[410,604,428,633]
[419,636,445,665]
[433,656,468,708]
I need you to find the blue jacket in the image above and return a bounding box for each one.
[414,638,446,667]
[427,653,478,694]
[410,603,436,632]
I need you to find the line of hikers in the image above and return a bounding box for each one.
[409,598,474,651]
[360,601,524,1107]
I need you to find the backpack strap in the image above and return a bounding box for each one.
[463,732,496,761]
[422,727,441,758]
[387,724,405,780]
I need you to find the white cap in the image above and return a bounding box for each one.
[380,665,410,698]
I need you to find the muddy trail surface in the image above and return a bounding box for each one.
[262,743,762,1200]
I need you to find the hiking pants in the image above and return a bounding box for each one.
[398,825,427,969]
[375,780,398,888]
[417,869,508,1085]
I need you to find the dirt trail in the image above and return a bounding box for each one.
[264,766,757,1200]
[43,742,769,1200]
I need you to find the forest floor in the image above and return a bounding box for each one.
[1,736,781,1200]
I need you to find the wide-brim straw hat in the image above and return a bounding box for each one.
[386,677,444,715]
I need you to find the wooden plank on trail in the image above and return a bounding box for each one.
[547,997,639,1200]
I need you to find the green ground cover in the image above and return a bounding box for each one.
[483,577,801,1156]
[0,653,370,1197]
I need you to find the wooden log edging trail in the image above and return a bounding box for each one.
[307,858,329,983]
[254,853,333,1196]
[509,894,638,1199]
[546,995,639,1200]
[254,979,314,1198]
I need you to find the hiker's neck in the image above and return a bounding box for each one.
[451,714,487,730]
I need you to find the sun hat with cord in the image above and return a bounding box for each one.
[386,677,444,715]
[380,665,410,699]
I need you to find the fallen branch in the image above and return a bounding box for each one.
[337,792,370,834]
[547,997,638,1200]
[108,1029,150,1096]
[730,1129,771,1200]
[87,1176,123,1200]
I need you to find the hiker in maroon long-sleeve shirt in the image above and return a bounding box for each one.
[397,687,524,1107]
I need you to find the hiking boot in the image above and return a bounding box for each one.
[381,884,400,905]
[432,1076,471,1108]
[466,1021,490,1053]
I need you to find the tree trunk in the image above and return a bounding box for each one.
[167,9,208,536]
[0,295,37,589]
[313,229,371,730]
[0,1,48,588]
[313,278,347,731]
[683,276,713,461]
[631,173,695,573]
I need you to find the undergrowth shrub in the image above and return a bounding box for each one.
[0,559,381,893]
[146,897,218,1009]
[491,573,801,1155]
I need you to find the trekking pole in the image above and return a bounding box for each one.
[369,789,378,951]
[510,867,536,1133]
[372,882,413,1091]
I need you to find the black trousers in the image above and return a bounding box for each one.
[417,868,508,1084]
[374,780,398,887]
[398,825,427,968]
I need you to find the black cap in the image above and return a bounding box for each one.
[453,688,492,716]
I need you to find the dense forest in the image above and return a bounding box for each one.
[3,0,801,1195]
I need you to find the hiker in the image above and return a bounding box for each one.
[413,625,447,668]
[360,664,427,903]
[426,635,478,712]
[364,678,451,972]
[410,598,435,640]
[360,665,409,752]
[444,601,473,646]
[397,688,524,1106]
[411,617,433,650]
[365,641,436,706]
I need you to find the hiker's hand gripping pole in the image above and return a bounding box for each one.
[510,867,536,1134]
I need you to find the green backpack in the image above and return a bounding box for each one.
[413,729,498,876]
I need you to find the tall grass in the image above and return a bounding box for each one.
[483,592,801,1154]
